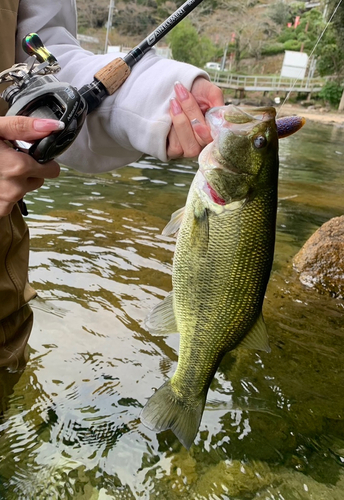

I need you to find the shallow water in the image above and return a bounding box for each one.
[0,122,344,499]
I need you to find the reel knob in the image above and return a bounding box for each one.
[22,33,58,66]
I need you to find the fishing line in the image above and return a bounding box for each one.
[277,0,343,116]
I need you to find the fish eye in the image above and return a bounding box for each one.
[254,135,267,149]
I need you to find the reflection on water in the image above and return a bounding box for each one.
[0,122,344,499]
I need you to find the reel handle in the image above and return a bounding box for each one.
[22,33,58,66]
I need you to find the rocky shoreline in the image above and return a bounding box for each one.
[224,97,344,127]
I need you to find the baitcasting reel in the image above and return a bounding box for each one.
[0,33,88,163]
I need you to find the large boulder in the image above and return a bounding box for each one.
[293,215,344,298]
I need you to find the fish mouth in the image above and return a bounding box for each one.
[198,141,248,206]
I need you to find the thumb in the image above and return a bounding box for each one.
[191,78,224,111]
[0,116,65,142]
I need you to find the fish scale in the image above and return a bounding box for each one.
[172,188,277,396]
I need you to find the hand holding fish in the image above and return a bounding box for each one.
[167,78,224,159]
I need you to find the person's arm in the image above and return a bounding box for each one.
[17,0,223,173]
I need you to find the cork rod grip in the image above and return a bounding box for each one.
[94,58,131,95]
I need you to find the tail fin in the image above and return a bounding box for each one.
[140,380,206,450]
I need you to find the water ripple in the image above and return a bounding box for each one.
[1,126,344,498]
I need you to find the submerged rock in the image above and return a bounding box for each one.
[194,459,275,498]
[256,468,344,500]
[293,215,344,298]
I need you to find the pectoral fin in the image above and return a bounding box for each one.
[192,198,209,245]
[145,291,178,335]
[239,313,271,353]
[162,207,185,236]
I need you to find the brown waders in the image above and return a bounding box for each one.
[0,0,37,409]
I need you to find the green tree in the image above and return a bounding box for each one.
[316,27,344,79]
[322,0,344,78]
[278,8,325,52]
[276,4,344,68]
[289,2,307,19]
[330,0,344,48]
[308,3,344,81]
[327,0,344,109]
[167,19,218,67]
[269,1,290,26]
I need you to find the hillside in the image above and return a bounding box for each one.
[75,0,344,87]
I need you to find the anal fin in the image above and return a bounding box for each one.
[239,313,271,353]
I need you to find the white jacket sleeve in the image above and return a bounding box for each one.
[16,0,209,173]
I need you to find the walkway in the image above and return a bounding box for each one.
[210,73,323,96]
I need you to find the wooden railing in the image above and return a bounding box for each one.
[210,73,324,93]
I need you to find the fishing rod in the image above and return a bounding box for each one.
[0,0,205,163]
[80,0,206,113]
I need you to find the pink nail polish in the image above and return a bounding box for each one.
[170,98,182,116]
[174,81,189,101]
[33,119,65,132]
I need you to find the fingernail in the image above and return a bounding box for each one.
[33,119,65,132]
[174,81,189,101]
[191,119,201,127]
[191,119,212,142]
[170,98,182,116]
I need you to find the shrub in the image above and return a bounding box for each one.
[319,81,344,107]
[283,39,302,51]
[261,43,285,56]
[278,29,297,44]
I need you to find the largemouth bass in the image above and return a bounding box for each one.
[141,105,304,449]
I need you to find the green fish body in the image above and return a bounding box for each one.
[141,105,280,449]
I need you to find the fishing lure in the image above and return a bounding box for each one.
[276,116,306,138]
